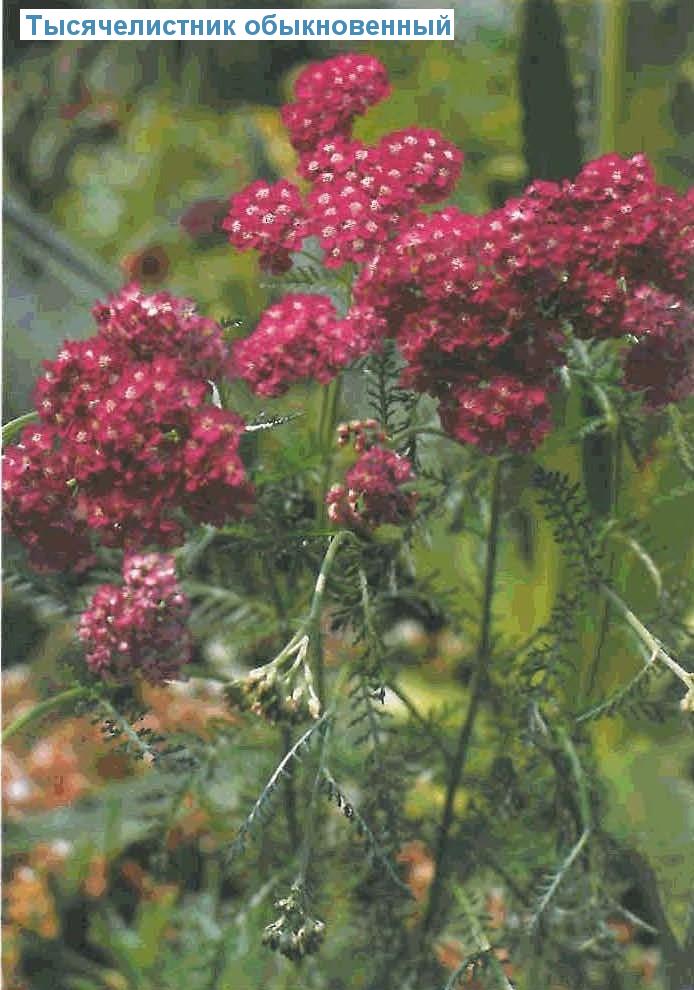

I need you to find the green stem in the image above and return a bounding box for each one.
[281,725,300,853]
[2,686,90,743]
[309,530,347,704]
[317,377,343,526]
[263,559,301,854]
[307,531,347,631]
[600,582,694,694]
[418,459,504,947]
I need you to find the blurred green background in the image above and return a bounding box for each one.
[3,2,694,988]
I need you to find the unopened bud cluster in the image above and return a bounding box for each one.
[262,882,326,962]
[336,418,388,452]
[225,635,320,725]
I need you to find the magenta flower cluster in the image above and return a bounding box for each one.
[327,444,417,533]
[4,284,253,572]
[78,552,192,683]
[280,53,390,152]
[225,54,694,454]
[230,294,385,396]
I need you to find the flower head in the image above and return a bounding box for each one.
[231,295,385,396]
[2,424,94,572]
[438,377,552,453]
[78,553,192,683]
[327,446,417,532]
[6,285,253,569]
[281,54,390,152]
[622,286,694,407]
[92,283,228,378]
[222,179,308,273]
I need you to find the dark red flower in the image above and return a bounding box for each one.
[327,446,417,532]
[438,377,552,453]
[231,295,385,397]
[623,286,694,407]
[79,553,192,683]
[222,180,308,274]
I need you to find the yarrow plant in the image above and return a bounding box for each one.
[4,51,694,990]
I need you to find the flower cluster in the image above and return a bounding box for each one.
[230,294,384,396]
[622,286,694,407]
[222,179,308,274]
[3,285,253,570]
[354,155,694,449]
[2,425,94,572]
[281,53,390,152]
[306,127,463,268]
[78,552,191,684]
[438,378,552,453]
[225,50,693,453]
[327,445,417,533]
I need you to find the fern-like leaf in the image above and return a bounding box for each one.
[528,829,591,932]
[227,714,330,861]
[320,766,411,896]
[533,467,603,583]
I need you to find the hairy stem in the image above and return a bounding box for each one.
[280,725,300,851]
[600,582,694,696]
[317,377,342,526]
[2,685,90,743]
[418,459,503,946]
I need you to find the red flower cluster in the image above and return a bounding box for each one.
[439,378,552,453]
[4,285,253,571]
[327,445,417,533]
[622,286,694,407]
[224,56,463,273]
[306,128,463,268]
[225,53,693,453]
[281,53,390,152]
[222,180,308,274]
[230,294,384,396]
[354,155,693,449]
[91,282,228,378]
[2,425,93,573]
[78,553,191,683]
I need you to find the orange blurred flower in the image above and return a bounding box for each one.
[396,839,435,903]
[30,840,73,873]
[2,923,24,989]
[165,792,211,850]
[119,859,179,903]
[139,679,236,737]
[84,854,109,898]
[4,866,59,939]
[607,915,635,945]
